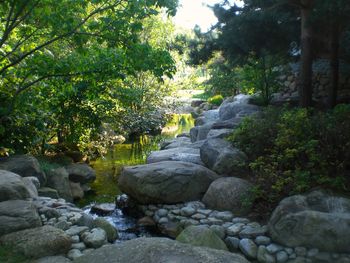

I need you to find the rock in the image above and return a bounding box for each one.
[68,249,83,260]
[73,237,250,263]
[255,236,271,245]
[257,245,276,263]
[200,138,247,175]
[119,161,219,204]
[0,155,46,184]
[206,129,233,140]
[0,170,31,201]
[93,218,118,242]
[0,225,71,258]
[38,187,60,199]
[65,226,89,236]
[239,225,268,238]
[90,203,115,216]
[158,221,183,238]
[147,147,204,165]
[176,225,228,251]
[65,164,96,184]
[138,216,156,227]
[209,225,226,239]
[76,213,94,229]
[69,182,84,200]
[181,206,196,216]
[55,220,71,231]
[226,223,245,236]
[266,243,284,254]
[212,118,242,129]
[190,124,213,142]
[195,110,220,126]
[46,168,73,202]
[225,237,240,252]
[22,176,39,198]
[202,177,253,215]
[71,242,86,250]
[268,190,350,253]
[160,137,192,150]
[0,200,42,236]
[219,96,260,121]
[81,228,107,248]
[34,256,71,263]
[276,251,289,263]
[215,211,234,221]
[239,238,258,259]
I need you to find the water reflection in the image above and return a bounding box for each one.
[83,114,195,205]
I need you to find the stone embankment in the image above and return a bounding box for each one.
[118,94,350,263]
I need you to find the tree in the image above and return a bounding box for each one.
[0,0,178,153]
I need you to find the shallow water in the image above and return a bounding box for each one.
[82,114,195,240]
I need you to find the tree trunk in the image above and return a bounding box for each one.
[299,4,314,107]
[328,22,339,109]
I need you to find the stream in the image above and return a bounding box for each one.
[82,113,195,241]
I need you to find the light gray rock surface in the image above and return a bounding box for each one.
[147,147,204,165]
[0,155,46,184]
[65,164,96,184]
[0,170,31,201]
[119,161,219,204]
[176,225,228,251]
[81,228,107,248]
[200,138,247,175]
[0,200,42,236]
[46,168,73,202]
[268,190,350,253]
[22,176,40,198]
[202,177,254,215]
[73,237,250,263]
[0,225,71,258]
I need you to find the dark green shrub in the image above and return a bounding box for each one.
[229,105,350,205]
[208,95,224,106]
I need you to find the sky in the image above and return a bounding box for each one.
[173,0,244,32]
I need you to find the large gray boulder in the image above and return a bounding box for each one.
[200,138,247,175]
[147,147,204,166]
[0,200,42,236]
[65,163,96,184]
[206,129,233,140]
[176,225,228,251]
[0,155,46,184]
[202,177,254,215]
[0,170,31,201]
[268,190,350,253]
[22,176,40,198]
[46,167,73,202]
[195,109,220,126]
[119,161,220,204]
[190,124,213,142]
[219,95,259,121]
[73,237,250,263]
[0,225,72,258]
[161,137,193,150]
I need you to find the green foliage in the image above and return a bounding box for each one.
[208,95,224,106]
[229,105,350,204]
[0,0,179,156]
[237,54,282,105]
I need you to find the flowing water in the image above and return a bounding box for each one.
[82,113,195,241]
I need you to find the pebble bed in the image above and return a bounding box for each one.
[32,196,117,261]
[139,201,350,263]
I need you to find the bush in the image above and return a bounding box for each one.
[208,95,224,106]
[228,105,350,205]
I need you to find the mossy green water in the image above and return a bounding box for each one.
[81,114,194,206]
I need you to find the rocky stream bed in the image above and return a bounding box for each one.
[0,95,350,263]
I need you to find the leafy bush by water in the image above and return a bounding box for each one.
[229,105,350,205]
[208,95,224,106]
